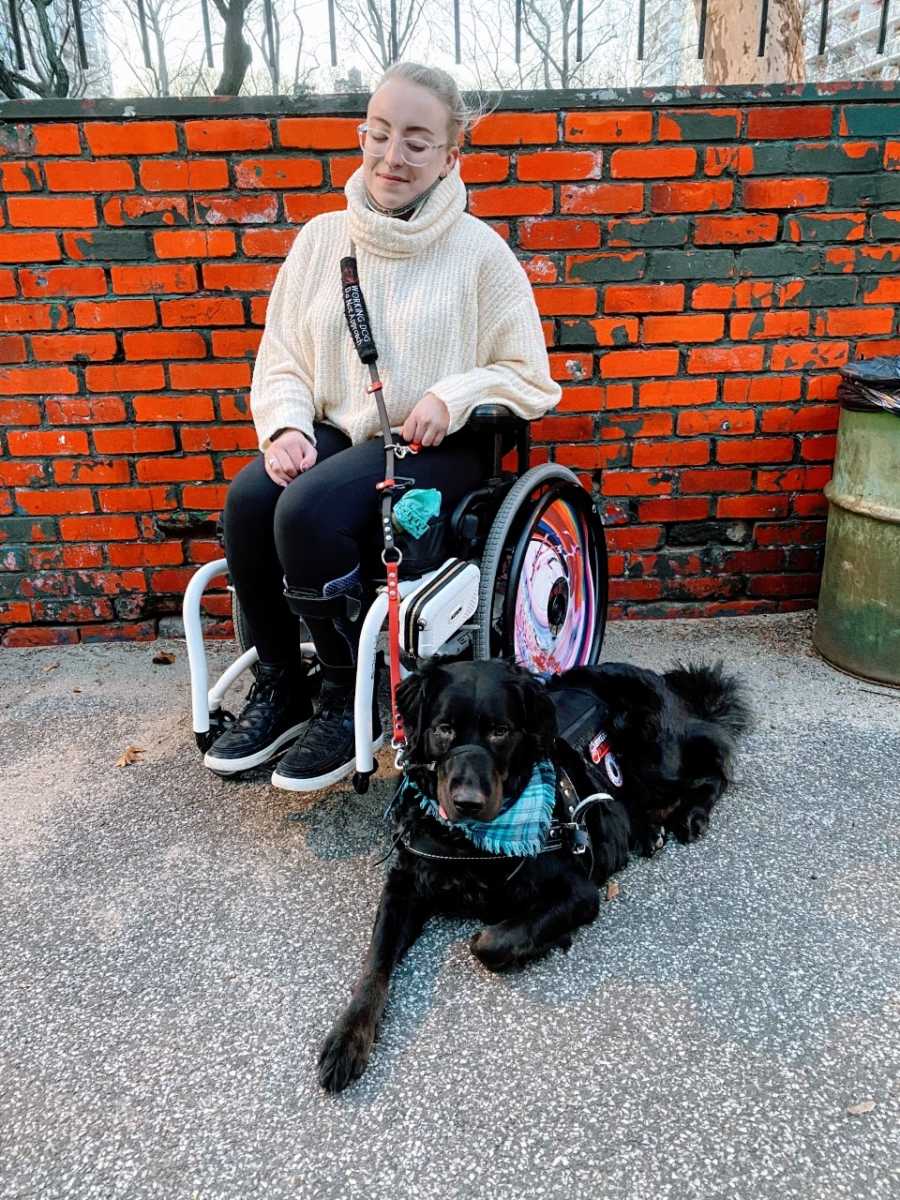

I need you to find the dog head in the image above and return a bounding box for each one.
[396,658,557,823]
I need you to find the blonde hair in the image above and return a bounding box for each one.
[373,62,490,146]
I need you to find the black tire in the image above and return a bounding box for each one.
[474,463,608,671]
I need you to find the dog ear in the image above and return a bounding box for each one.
[515,671,558,758]
[396,657,447,762]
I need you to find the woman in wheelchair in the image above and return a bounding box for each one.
[204,62,560,791]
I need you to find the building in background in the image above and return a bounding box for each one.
[807,0,900,81]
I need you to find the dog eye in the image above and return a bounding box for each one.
[489,725,510,740]
[432,723,454,738]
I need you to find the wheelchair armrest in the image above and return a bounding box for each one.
[465,404,529,434]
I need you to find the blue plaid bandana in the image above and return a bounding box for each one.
[399,758,557,857]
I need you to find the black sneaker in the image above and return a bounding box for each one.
[270,681,383,792]
[204,663,313,776]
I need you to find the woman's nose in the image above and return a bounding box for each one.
[383,134,406,169]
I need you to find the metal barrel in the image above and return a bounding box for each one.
[814,405,900,686]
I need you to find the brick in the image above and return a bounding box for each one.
[760,406,838,434]
[0,516,56,542]
[64,230,152,262]
[677,408,755,436]
[84,364,165,392]
[737,246,820,277]
[0,161,42,191]
[777,277,859,307]
[0,601,33,626]
[44,160,134,191]
[729,311,810,340]
[813,307,894,338]
[743,178,829,209]
[756,466,831,492]
[283,194,346,222]
[0,232,61,262]
[839,106,900,136]
[98,486,177,512]
[180,425,257,452]
[239,229,296,258]
[277,117,361,150]
[723,376,802,404]
[650,181,732,213]
[0,269,16,296]
[680,468,752,494]
[15,488,94,516]
[633,440,709,467]
[210,330,260,357]
[108,542,183,566]
[519,219,599,250]
[30,124,80,155]
[469,186,553,217]
[560,183,643,215]
[201,263,279,292]
[826,244,900,274]
[160,297,244,326]
[20,266,106,297]
[140,159,229,191]
[103,195,189,227]
[196,194,280,225]
[554,444,627,469]
[58,515,138,541]
[524,256,557,285]
[31,333,117,361]
[169,362,251,389]
[610,147,696,179]
[600,348,679,379]
[748,141,882,176]
[45,398,125,424]
[0,367,78,395]
[123,331,206,360]
[185,118,272,151]
[557,317,638,347]
[153,229,237,259]
[85,120,177,155]
[695,214,779,245]
[457,154,507,185]
[8,429,88,455]
[748,575,820,598]
[0,336,25,364]
[687,345,764,374]
[517,150,602,181]
[831,174,900,207]
[182,486,229,509]
[648,250,735,280]
[234,157,323,189]
[8,195,99,227]
[0,301,68,331]
[566,251,645,283]
[806,374,842,401]
[531,414,594,442]
[717,438,793,464]
[600,413,672,439]
[470,113,557,145]
[704,146,754,177]
[564,112,652,143]
[2,624,81,646]
[717,495,789,519]
[638,378,718,409]
[606,217,689,247]
[329,155,365,187]
[861,277,900,304]
[792,495,829,518]
[533,287,596,316]
[769,341,850,371]
[74,299,157,328]
[0,401,40,427]
[691,281,776,310]
[110,264,197,295]
[606,527,663,551]
[785,212,865,243]
[132,394,215,422]
[604,283,684,313]
[642,314,724,343]
[799,434,836,461]
[638,498,710,522]
[93,427,175,454]
[746,106,833,139]
[53,459,130,485]
[658,109,741,141]
[601,471,674,496]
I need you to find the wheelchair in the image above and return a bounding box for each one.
[183,403,609,793]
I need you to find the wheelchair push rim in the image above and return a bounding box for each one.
[501,481,605,672]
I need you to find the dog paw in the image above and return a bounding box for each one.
[318,1016,375,1093]
[470,928,521,973]
[673,807,709,844]
[639,826,666,857]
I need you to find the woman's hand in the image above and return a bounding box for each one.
[263,428,317,487]
[401,393,450,448]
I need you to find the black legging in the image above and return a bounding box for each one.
[223,422,493,666]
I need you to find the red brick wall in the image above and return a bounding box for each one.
[1,88,899,645]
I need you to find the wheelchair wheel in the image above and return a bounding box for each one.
[474,463,607,672]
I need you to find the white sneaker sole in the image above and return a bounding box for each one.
[270,733,385,793]
[203,723,307,776]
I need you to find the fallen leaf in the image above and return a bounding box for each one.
[115,745,144,768]
[72,687,81,694]
[42,662,60,673]
[152,650,176,665]
[606,881,620,901]
[847,1100,876,1116]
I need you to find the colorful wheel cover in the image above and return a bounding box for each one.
[511,494,597,672]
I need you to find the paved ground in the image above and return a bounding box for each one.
[2,611,899,1200]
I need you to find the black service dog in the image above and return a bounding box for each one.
[317,656,748,1093]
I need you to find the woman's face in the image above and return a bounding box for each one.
[362,78,460,210]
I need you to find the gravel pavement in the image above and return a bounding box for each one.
[2,611,899,1200]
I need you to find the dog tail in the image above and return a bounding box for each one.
[663,660,751,738]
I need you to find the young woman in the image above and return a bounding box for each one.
[205,62,560,791]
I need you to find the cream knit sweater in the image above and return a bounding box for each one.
[250,162,560,450]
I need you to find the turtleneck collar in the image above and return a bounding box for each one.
[345,162,467,259]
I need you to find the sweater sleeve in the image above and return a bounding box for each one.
[425,243,561,436]
[250,231,317,451]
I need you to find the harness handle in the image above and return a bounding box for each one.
[340,256,378,365]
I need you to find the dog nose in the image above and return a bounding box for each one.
[453,797,483,818]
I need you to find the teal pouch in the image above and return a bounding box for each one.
[393,488,442,539]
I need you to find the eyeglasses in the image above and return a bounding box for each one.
[357,123,447,168]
